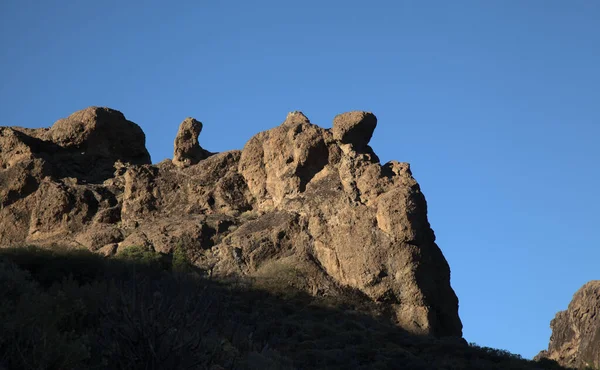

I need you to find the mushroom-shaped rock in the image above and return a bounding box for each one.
[173,118,210,167]
[48,107,151,164]
[332,111,377,149]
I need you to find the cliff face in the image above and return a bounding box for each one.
[0,107,462,337]
[536,281,600,369]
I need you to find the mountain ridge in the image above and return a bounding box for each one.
[1,106,460,337]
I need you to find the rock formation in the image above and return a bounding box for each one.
[0,107,463,337]
[172,117,211,167]
[536,281,600,369]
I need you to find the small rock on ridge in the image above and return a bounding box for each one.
[173,117,210,167]
[332,111,377,149]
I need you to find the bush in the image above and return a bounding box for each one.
[0,259,91,370]
[115,245,164,265]
[0,245,105,287]
[94,275,220,369]
[468,342,523,361]
[171,243,193,273]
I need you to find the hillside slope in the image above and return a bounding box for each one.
[0,246,568,370]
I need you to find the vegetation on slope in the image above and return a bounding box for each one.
[0,245,569,370]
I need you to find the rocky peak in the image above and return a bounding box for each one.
[0,107,150,186]
[173,117,210,168]
[0,107,463,338]
[283,111,311,126]
[536,280,600,369]
[47,107,151,165]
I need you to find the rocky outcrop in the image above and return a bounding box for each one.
[536,281,600,369]
[173,118,211,167]
[0,107,462,338]
[0,107,150,189]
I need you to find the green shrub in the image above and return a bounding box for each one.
[171,243,193,273]
[115,245,167,269]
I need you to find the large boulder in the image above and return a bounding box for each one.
[0,107,463,338]
[46,107,151,181]
[536,281,600,369]
[332,111,377,150]
[47,107,150,162]
[238,111,332,208]
[0,107,151,184]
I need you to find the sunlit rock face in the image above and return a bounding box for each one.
[0,107,463,338]
[536,281,600,369]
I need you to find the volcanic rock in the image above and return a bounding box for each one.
[173,117,210,167]
[1,107,150,185]
[536,280,600,369]
[45,107,151,180]
[332,111,377,150]
[0,107,463,338]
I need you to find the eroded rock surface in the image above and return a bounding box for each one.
[536,281,600,369]
[332,111,377,150]
[0,107,463,337]
[173,117,211,167]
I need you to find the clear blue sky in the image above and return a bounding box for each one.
[2,0,599,359]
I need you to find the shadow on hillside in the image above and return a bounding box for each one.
[0,246,569,370]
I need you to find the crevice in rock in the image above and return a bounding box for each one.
[296,141,330,192]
